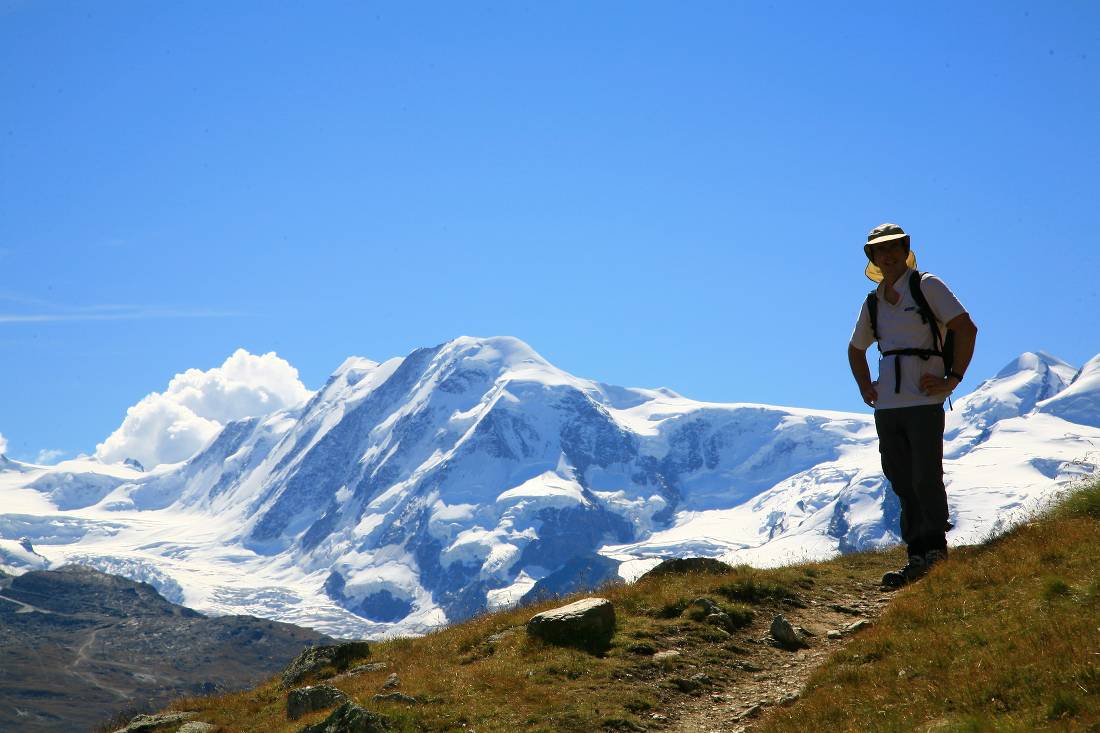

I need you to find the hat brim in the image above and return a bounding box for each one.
[866,232,910,245]
[865,251,917,283]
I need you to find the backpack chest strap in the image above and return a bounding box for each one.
[880,348,944,393]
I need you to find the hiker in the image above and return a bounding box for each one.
[847,223,978,588]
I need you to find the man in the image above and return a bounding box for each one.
[847,223,978,588]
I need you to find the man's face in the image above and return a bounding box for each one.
[870,239,908,279]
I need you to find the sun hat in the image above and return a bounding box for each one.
[863,222,917,283]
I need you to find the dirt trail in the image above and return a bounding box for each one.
[665,580,892,733]
[0,592,54,614]
[69,626,138,701]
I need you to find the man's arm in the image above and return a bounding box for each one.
[920,313,978,396]
[848,343,878,407]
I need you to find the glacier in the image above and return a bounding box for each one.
[1,338,1098,639]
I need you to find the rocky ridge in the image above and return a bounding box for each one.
[0,566,334,732]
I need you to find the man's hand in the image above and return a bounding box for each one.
[920,373,959,397]
[860,383,878,407]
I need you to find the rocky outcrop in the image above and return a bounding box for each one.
[287,684,350,720]
[1,567,333,733]
[177,724,217,733]
[638,557,734,580]
[526,597,615,649]
[281,641,372,688]
[110,712,198,733]
[297,701,391,733]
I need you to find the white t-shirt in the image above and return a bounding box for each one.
[850,269,967,410]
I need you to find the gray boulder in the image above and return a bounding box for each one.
[282,641,372,688]
[769,614,807,650]
[297,701,391,733]
[287,684,350,721]
[526,597,615,648]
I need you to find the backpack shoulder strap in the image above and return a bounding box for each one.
[908,270,942,351]
[866,290,879,343]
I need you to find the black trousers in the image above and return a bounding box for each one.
[874,404,949,556]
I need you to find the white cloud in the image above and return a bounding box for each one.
[95,349,313,468]
[35,449,66,464]
[0,432,8,455]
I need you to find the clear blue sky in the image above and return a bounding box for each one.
[2,1,1098,462]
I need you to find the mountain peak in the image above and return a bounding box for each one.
[438,335,551,371]
[1037,353,1100,428]
[949,351,1077,437]
[995,350,1076,379]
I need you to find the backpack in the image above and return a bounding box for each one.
[866,270,956,406]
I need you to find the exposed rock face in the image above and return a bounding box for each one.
[0,567,333,733]
[177,724,217,733]
[526,597,616,648]
[110,711,197,732]
[287,684,350,721]
[281,641,372,688]
[297,701,391,733]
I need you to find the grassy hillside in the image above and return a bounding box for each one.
[143,479,1100,733]
[758,479,1100,733]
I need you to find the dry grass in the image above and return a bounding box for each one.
[758,478,1100,733]
[165,562,850,732]
[158,478,1100,733]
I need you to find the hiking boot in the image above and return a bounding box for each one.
[881,554,928,589]
[924,548,949,568]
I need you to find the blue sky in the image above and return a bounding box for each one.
[2,1,1098,463]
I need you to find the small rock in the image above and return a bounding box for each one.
[287,684,349,721]
[796,625,815,637]
[769,615,807,650]
[736,704,763,721]
[381,673,400,689]
[705,612,735,632]
[331,661,389,681]
[672,677,700,693]
[778,692,799,706]
[690,597,722,615]
[526,597,615,649]
[650,713,668,722]
[733,661,763,672]
[177,724,217,733]
[846,619,872,633]
[691,672,713,686]
[827,630,843,639]
[372,692,419,704]
[627,641,657,655]
[486,628,516,644]
[829,603,863,615]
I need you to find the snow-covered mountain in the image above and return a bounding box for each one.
[1,338,1098,638]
